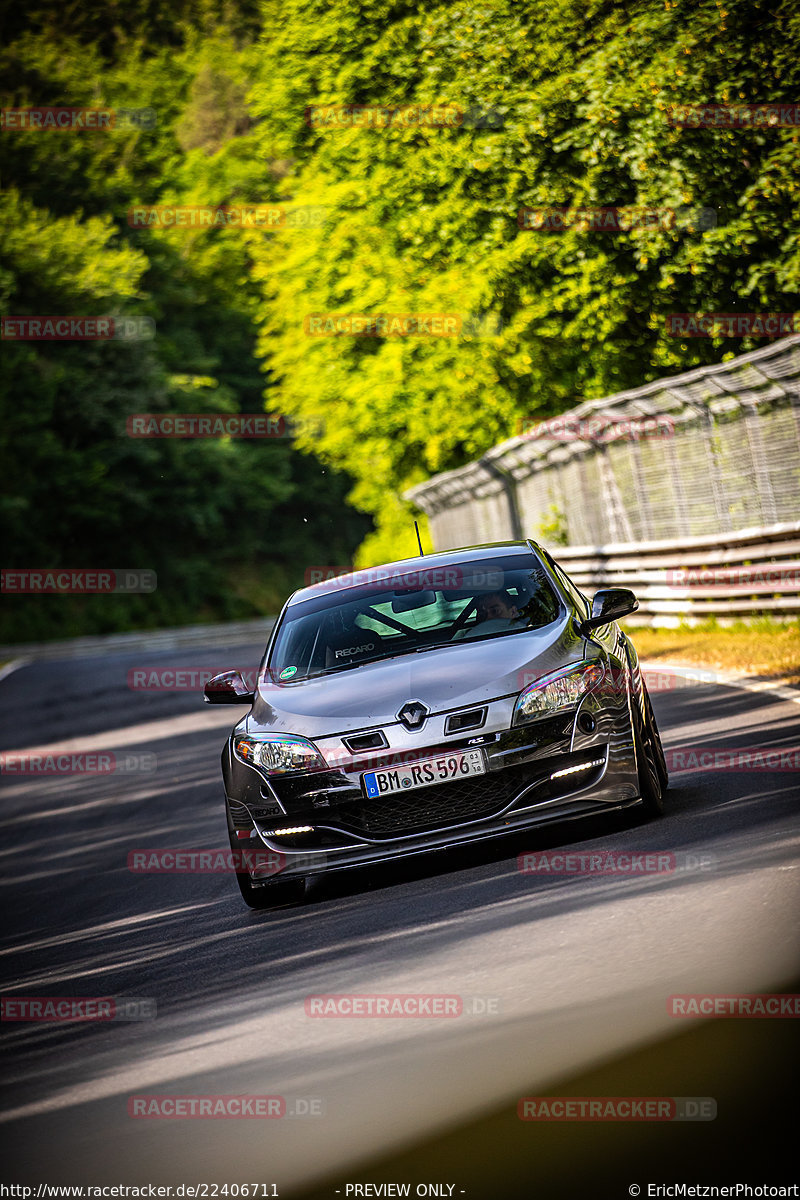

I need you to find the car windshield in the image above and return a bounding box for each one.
[267,553,562,680]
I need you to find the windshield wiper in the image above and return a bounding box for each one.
[413,640,463,652]
[309,649,417,677]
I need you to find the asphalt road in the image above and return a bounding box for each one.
[1,638,798,1196]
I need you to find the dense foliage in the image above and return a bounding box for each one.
[0,11,369,640]
[248,0,800,562]
[2,0,797,637]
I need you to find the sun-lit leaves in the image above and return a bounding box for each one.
[0,12,370,640]
[2,0,798,603]
[246,0,800,561]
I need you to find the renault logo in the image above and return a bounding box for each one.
[397,700,429,731]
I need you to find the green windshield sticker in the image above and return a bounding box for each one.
[279,665,298,679]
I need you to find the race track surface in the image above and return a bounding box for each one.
[1,638,798,1195]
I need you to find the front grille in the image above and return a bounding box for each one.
[335,764,536,837]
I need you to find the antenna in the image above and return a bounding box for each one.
[414,521,424,556]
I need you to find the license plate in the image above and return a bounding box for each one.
[362,748,486,798]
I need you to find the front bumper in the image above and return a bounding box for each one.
[222,679,641,885]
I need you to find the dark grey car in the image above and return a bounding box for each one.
[205,541,668,908]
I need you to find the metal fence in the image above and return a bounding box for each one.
[406,336,800,552]
[554,524,800,624]
[405,338,800,622]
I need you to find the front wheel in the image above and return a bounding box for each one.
[234,866,305,910]
[632,681,668,816]
[226,813,306,910]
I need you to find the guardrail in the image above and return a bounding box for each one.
[0,528,795,664]
[555,522,800,625]
[0,617,275,663]
[406,336,800,552]
[405,337,800,622]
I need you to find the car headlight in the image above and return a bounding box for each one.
[233,734,325,774]
[513,659,605,725]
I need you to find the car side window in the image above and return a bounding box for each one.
[539,550,590,618]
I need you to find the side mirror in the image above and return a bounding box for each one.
[578,588,639,635]
[203,670,255,705]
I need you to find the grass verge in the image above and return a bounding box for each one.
[625,617,800,688]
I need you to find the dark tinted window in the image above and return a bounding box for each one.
[267,555,562,679]
[539,549,590,618]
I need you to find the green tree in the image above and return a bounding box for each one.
[247,0,800,562]
[0,16,369,641]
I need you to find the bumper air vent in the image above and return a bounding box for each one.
[445,707,487,735]
[342,730,389,754]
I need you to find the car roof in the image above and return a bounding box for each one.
[288,540,541,605]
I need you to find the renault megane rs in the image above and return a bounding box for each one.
[204,540,668,908]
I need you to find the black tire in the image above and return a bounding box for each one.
[644,684,669,791]
[632,680,667,816]
[234,867,305,910]
[225,809,306,910]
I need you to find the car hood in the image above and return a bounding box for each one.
[246,615,589,737]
